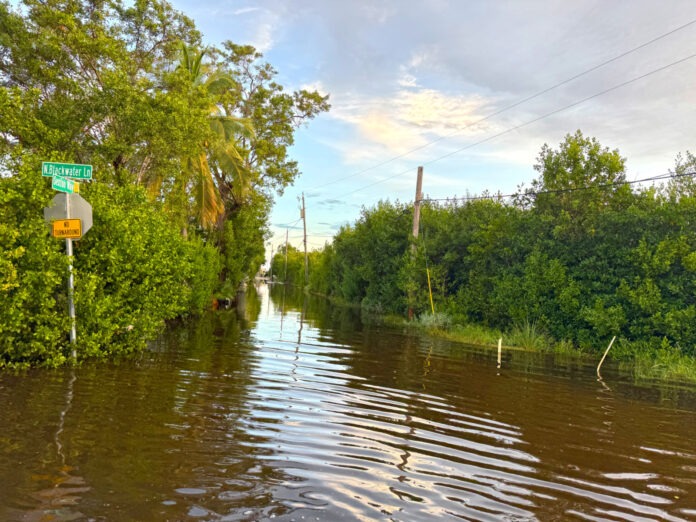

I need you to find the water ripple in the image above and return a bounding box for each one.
[2,287,695,521]
[217,332,695,521]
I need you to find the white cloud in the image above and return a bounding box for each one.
[397,72,418,88]
[251,22,275,53]
[299,81,329,96]
[396,89,493,133]
[232,7,261,16]
[327,88,498,166]
[359,3,396,25]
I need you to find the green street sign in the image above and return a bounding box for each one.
[42,161,92,180]
[52,175,79,194]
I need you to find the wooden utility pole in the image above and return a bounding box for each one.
[412,166,423,247]
[284,228,289,283]
[301,192,309,284]
[408,166,424,320]
[267,242,274,283]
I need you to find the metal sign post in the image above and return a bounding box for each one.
[65,194,77,354]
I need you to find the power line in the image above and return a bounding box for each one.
[285,170,695,242]
[307,18,696,192]
[273,217,303,229]
[339,51,696,199]
[422,170,696,204]
[424,54,696,167]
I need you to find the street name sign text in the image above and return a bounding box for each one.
[42,162,93,180]
[52,175,79,193]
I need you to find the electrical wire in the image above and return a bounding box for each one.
[421,170,696,204]
[307,18,696,192]
[274,217,303,229]
[338,51,696,199]
[303,170,695,239]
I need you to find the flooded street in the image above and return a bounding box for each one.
[1,284,695,521]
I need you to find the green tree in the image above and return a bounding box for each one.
[206,43,329,288]
[143,44,254,230]
[0,156,68,366]
[0,0,202,183]
[525,130,632,235]
[0,153,220,367]
[271,244,305,286]
[219,194,270,292]
[0,0,329,365]
[215,43,330,202]
[664,151,696,201]
[309,133,696,360]
[313,201,411,313]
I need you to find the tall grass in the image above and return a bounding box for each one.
[416,312,452,330]
[619,343,696,383]
[444,323,501,347]
[506,320,551,351]
[380,311,696,385]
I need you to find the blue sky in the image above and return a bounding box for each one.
[169,0,696,259]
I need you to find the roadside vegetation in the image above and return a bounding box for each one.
[0,0,329,367]
[274,132,696,383]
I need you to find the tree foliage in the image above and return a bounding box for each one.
[309,132,696,359]
[271,244,306,287]
[0,0,328,366]
[309,201,412,313]
[0,154,221,367]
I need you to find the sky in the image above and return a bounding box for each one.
[169,0,696,260]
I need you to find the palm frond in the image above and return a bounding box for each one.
[206,74,236,95]
[191,47,206,83]
[178,43,207,85]
[209,115,255,141]
[196,153,225,228]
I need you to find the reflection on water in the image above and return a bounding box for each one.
[1,283,695,521]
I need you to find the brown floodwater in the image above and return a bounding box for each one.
[1,284,695,521]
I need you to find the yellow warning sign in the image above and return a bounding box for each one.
[52,219,82,239]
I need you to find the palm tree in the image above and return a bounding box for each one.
[146,44,254,230]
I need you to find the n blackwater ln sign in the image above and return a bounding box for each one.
[41,160,95,350]
[42,161,93,180]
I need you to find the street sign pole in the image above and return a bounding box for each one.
[43,161,94,357]
[67,237,77,352]
[65,195,77,354]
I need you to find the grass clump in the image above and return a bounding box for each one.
[506,320,551,351]
[616,339,696,383]
[416,312,453,330]
[378,310,696,385]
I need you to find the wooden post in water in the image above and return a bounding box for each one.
[596,336,616,380]
[497,338,502,368]
[426,267,435,314]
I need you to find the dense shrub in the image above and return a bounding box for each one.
[308,133,696,358]
[0,156,220,367]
